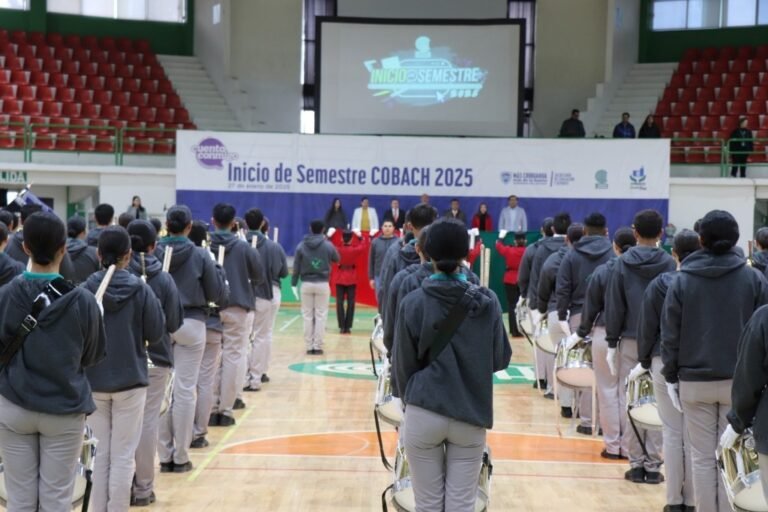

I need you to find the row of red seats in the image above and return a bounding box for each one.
[659,115,768,132]
[667,129,768,140]
[1,57,165,80]
[663,86,768,103]
[1,45,157,67]
[0,114,194,132]
[656,100,768,117]
[0,86,181,108]
[682,46,768,61]
[0,71,175,94]
[669,71,768,89]
[0,101,190,123]
[0,30,151,54]
[1,133,177,155]
[678,58,768,75]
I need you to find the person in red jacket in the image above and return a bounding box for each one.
[335,230,367,334]
[471,203,494,232]
[467,237,484,266]
[495,232,527,336]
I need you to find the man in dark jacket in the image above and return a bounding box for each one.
[442,198,467,225]
[729,117,754,178]
[751,227,768,272]
[559,109,586,138]
[382,198,405,230]
[66,215,99,284]
[292,219,340,354]
[613,112,636,139]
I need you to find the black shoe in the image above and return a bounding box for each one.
[306,349,316,355]
[663,505,685,512]
[543,392,555,400]
[173,461,193,473]
[576,425,593,435]
[261,374,270,383]
[233,398,246,410]
[539,379,547,389]
[208,413,220,427]
[511,331,523,338]
[645,471,665,484]
[600,449,621,460]
[218,414,236,427]
[339,329,344,334]
[159,462,174,473]
[190,437,209,449]
[561,407,573,418]
[242,385,261,392]
[624,467,645,483]
[683,507,695,512]
[315,349,324,355]
[131,492,156,507]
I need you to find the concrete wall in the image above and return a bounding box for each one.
[337,0,507,19]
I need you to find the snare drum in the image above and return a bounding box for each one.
[371,318,386,356]
[0,425,97,508]
[534,322,557,355]
[375,356,403,427]
[516,303,532,335]
[554,338,593,389]
[718,430,768,512]
[626,373,662,431]
[391,436,492,512]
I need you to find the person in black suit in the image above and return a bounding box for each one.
[382,198,405,231]
[729,117,754,178]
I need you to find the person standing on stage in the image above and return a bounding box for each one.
[662,210,768,512]
[442,198,467,225]
[351,197,379,235]
[382,199,405,231]
[498,195,528,234]
[323,198,348,231]
[471,203,493,232]
[368,220,399,293]
[495,232,526,336]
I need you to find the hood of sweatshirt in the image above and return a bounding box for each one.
[752,251,768,272]
[66,238,89,259]
[421,276,494,318]
[84,269,143,313]
[538,236,564,253]
[0,253,23,284]
[622,245,676,279]
[209,231,241,254]
[128,252,162,280]
[160,237,195,273]
[301,233,327,250]
[573,235,613,260]
[680,248,746,278]
[399,242,420,266]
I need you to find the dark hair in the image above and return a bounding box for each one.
[409,204,437,230]
[67,215,86,238]
[150,217,162,234]
[699,209,739,254]
[622,112,630,117]
[571,109,580,115]
[633,209,664,239]
[342,230,353,244]
[132,195,141,203]
[310,219,325,234]
[757,227,768,250]
[361,196,368,202]
[212,203,236,226]
[475,202,488,215]
[0,209,14,229]
[127,219,157,253]
[166,205,192,234]
[0,223,8,245]
[542,217,554,236]
[553,212,572,235]
[245,208,264,231]
[97,226,131,268]
[118,212,134,228]
[673,229,701,262]
[24,212,66,265]
[94,203,115,226]
[567,223,584,244]
[260,217,269,234]
[450,198,459,203]
[416,225,431,258]
[613,227,637,254]
[583,212,607,233]
[232,217,245,234]
[425,219,468,273]
[189,221,209,247]
[20,203,42,223]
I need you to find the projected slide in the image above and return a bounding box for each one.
[317,19,523,137]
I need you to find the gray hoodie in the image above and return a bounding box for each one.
[536,246,569,315]
[637,271,675,369]
[246,231,288,299]
[0,251,24,287]
[529,236,565,310]
[392,277,512,428]
[156,237,228,321]
[369,235,399,280]
[378,239,420,317]
[83,269,167,393]
[576,257,617,338]
[128,252,184,368]
[6,231,77,281]
[661,248,768,383]
[66,238,100,284]
[517,240,540,299]
[752,251,768,273]
[555,236,613,321]
[604,245,676,347]
[209,232,263,310]
[86,227,105,247]
[0,274,105,414]
[291,234,339,286]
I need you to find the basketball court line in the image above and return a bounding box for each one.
[278,314,301,332]
[187,407,256,483]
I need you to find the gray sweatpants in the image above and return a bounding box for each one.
[194,329,223,441]
[759,453,768,507]
[133,365,171,500]
[217,307,254,418]
[158,318,206,465]
[0,394,85,512]
[619,338,662,471]
[246,295,274,389]
[651,356,694,506]
[680,379,733,512]
[547,311,570,405]
[89,387,147,512]
[592,327,622,455]
[300,281,330,351]
[403,405,485,512]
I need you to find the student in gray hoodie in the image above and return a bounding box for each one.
[156,206,227,471]
[126,220,184,506]
[66,215,100,284]
[244,208,288,391]
[85,203,114,247]
[292,219,340,354]
[391,219,511,512]
[368,219,399,293]
[0,223,23,287]
[83,226,167,512]
[634,229,700,511]
[661,210,768,512]
[751,226,768,272]
[0,212,105,511]
[604,209,675,484]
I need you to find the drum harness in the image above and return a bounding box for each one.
[626,372,653,460]
[381,285,481,511]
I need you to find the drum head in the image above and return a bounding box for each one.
[733,476,768,512]
[556,368,593,389]
[377,399,403,427]
[535,333,557,355]
[629,404,663,430]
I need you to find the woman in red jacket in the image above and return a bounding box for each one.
[495,232,526,336]
[334,230,367,334]
[471,203,493,232]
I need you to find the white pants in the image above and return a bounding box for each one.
[300,281,330,350]
[592,327,622,455]
[548,311,573,408]
[0,394,85,512]
[217,307,254,417]
[89,388,147,512]
[134,366,171,500]
[194,329,222,440]
[246,290,278,389]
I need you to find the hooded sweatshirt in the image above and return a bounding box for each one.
[209,231,263,310]
[369,235,399,280]
[576,257,617,337]
[661,248,768,383]
[66,237,100,284]
[156,237,228,321]
[86,226,105,247]
[291,233,340,286]
[246,231,288,298]
[0,274,106,414]
[0,251,24,287]
[637,271,675,369]
[83,269,167,393]
[529,236,565,310]
[537,246,569,315]
[555,235,613,320]
[752,251,768,273]
[128,252,184,368]
[604,245,676,347]
[377,239,420,315]
[391,277,512,428]
[6,231,77,281]
[516,239,540,298]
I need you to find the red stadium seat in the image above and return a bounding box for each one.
[130,92,147,107]
[101,104,119,120]
[679,88,696,103]
[173,108,190,124]
[2,100,21,115]
[95,135,115,153]
[742,72,759,88]
[29,116,48,132]
[158,79,174,94]
[10,70,28,85]
[154,138,175,154]
[126,120,146,138]
[719,47,737,60]
[46,33,63,47]
[165,93,182,109]
[731,59,748,74]
[80,61,98,77]
[61,60,79,76]
[702,115,721,131]
[86,75,104,90]
[125,53,143,67]
[22,100,41,115]
[55,134,77,151]
[684,115,702,131]
[710,60,729,75]
[149,66,165,80]
[80,103,100,119]
[32,132,55,150]
[134,40,151,53]
[49,73,66,88]
[710,101,728,115]
[94,90,111,105]
[148,93,165,108]
[133,66,150,80]
[100,37,116,51]
[663,116,683,132]
[72,48,89,62]
[75,134,96,152]
[42,59,59,74]
[98,62,114,77]
[55,88,75,103]
[36,86,54,102]
[672,102,690,116]
[140,79,158,94]
[738,46,754,59]
[119,105,138,121]
[723,73,740,88]
[156,107,173,124]
[0,84,15,100]
[697,88,715,102]
[748,59,766,72]
[0,70,9,84]
[729,100,747,115]
[82,35,99,50]
[655,102,672,116]
[716,87,734,101]
[89,118,109,135]
[105,76,122,91]
[10,31,26,45]
[701,47,718,59]
[116,64,133,79]
[112,91,130,107]
[75,88,93,104]
[53,46,71,61]
[61,102,80,118]
[703,73,721,87]
[117,38,134,53]
[755,88,768,101]
[735,86,752,102]
[42,101,62,117]
[683,48,700,61]
[138,106,155,122]
[18,85,35,101]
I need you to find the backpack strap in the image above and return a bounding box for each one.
[422,285,480,365]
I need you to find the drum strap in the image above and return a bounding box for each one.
[423,285,479,366]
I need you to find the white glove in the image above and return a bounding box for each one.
[720,424,740,450]
[564,332,582,350]
[628,363,648,382]
[498,229,508,239]
[606,347,618,376]
[353,229,362,238]
[558,320,571,338]
[370,229,378,236]
[667,382,683,413]
[530,309,543,326]
[470,228,480,236]
[516,297,526,308]
[291,286,299,301]
[326,228,336,238]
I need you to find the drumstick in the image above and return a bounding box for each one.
[217,245,225,266]
[251,235,257,249]
[469,230,476,250]
[273,227,279,244]
[162,245,174,273]
[140,252,147,282]
[95,265,116,303]
[26,258,31,272]
[483,247,491,287]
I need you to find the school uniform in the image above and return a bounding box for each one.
[377,238,419,320]
[0,251,24,287]
[66,238,100,284]
[368,235,399,293]
[83,269,167,512]
[85,227,105,247]
[156,237,227,466]
[127,252,184,503]
[661,248,768,512]
[194,312,223,445]
[495,241,525,335]
[335,241,366,332]
[517,239,543,377]
[392,275,511,511]
[6,231,77,281]
[0,273,105,511]
[751,250,768,273]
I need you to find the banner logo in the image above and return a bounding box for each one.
[364,36,487,107]
[191,137,238,169]
[595,169,608,189]
[630,167,647,190]
[500,172,511,185]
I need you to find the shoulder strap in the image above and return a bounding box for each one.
[424,285,480,365]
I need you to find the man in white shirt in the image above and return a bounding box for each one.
[351,197,379,235]
[498,195,528,233]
